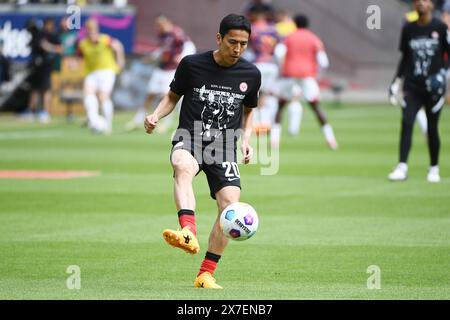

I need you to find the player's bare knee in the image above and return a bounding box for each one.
[173,165,196,181]
[172,155,197,179]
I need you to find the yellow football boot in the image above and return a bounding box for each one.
[194,272,223,289]
[162,227,200,254]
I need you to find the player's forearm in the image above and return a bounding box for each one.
[154,91,180,119]
[241,107,254,144]
[112,40,125,69]
[116,49,125,70]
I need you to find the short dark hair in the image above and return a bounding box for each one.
[219,14,251,38]
[294,14,309,28]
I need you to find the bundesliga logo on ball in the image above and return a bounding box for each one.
[219,202,259,241]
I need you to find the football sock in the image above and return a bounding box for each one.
[287,100,303,135]
[101,99,114,132]
[84,94,100,129]
[198,251,221,276]
[252,108,262,125]
[265,95,279,125]
[261,95,278,126]
[178,209,196,235]
[259,106,271,127]
[271,123,281,146]
[322,124,336,143]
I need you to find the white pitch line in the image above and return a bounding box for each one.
[0,130,66,140]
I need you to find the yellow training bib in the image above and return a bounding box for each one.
[78,34,119,75]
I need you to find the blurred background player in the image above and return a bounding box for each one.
[273,10,303,139]
[273,14,337,150]
[24,17,62,124]
[388,0,449,183]
[126,14,195,132]
[248,7,280,133]
[78,19,125,134]
[390,2,430,137]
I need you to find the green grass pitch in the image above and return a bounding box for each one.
[0,103,449,299]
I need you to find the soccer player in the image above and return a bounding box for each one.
[78,19,125,134]
[272,14,338,150]
[388,0,448,183]
[144,14,261,289]
[389,5,430,137]
[249,8,280,132]
[126,14,195,132]
[273,11,303,138]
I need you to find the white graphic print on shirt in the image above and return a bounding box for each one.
[410,36,439,77]
[194,85,245,137]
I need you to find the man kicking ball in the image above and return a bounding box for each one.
[145,14,261,289]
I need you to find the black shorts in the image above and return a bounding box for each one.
[170,136,241,200]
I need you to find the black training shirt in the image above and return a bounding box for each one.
[170,51,261,139]
[399,17,450,91]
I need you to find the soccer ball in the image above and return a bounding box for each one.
[219,202,259,241]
